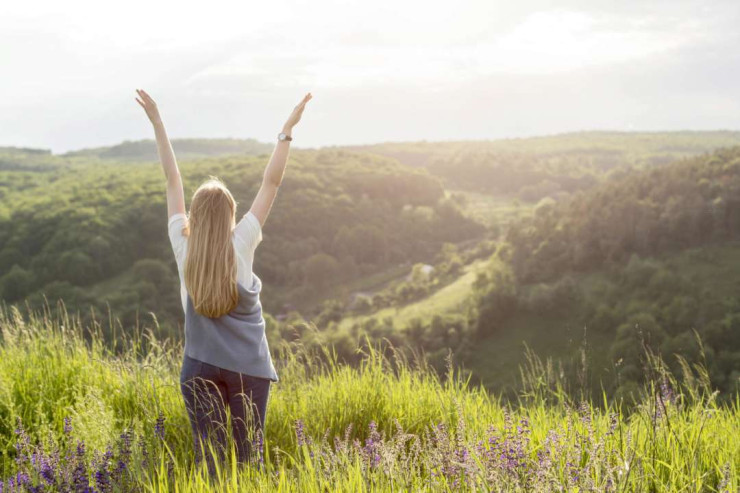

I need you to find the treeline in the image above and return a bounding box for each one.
[62,138,274,162]
[0,148,483,341]
[0,147,66,172]
[347,131,740,201]
[506,146,740,283]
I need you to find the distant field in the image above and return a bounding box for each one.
[448,188,534,231]
[335,256,493,332]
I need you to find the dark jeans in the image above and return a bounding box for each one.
[179,354,271,477]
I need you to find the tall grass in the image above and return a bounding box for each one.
[0,297,738,491]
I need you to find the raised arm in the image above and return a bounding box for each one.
[135,89,186,219]
[249,92,313,228]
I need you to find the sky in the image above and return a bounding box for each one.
[2,0,740,153]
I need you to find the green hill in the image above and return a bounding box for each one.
[5,131,740,411]
[0,146,482,341]
[305,143,740,403]
[62,138,275,162]
[469,146,740,400]
[345,131,740,200]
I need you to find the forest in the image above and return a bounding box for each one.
[0,144,482,342]
[2,131,740,406]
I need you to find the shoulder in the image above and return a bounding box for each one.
[169,212,187,230]
[234,210,263,248]
[168,213,188,260]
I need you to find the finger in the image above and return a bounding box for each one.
[141,89,155,103]
[135,98,146,109]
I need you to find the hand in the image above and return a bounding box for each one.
[284,92,312,131]
[135,89,162,125]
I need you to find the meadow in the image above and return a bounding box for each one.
[0,298,737,492]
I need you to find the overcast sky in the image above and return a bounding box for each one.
[2,0,740,153]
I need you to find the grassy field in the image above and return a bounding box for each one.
[0,298,738,491]
[447,188,535,232]
[335,256,492,333]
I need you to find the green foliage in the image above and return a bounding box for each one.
[473,243,740,402]
[506,146,740,283]
[61,138,274,162]
[348,130,740,199]
[0,146,482,340]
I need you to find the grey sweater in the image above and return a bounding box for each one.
[184,272,279,382]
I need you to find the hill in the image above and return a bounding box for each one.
[344,131,740,201]
[470,146,740,400]
[303,144,740,403]
[5,132,740,408]
[62,138,275,162]
[0,146,482,341]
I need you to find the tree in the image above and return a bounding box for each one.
[303,253,340,288]
[0,264,35,301]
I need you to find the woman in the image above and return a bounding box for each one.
[135,88,312,477]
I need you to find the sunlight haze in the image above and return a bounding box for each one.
[2,0,739,152]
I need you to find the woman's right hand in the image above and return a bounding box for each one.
[135,89,163,125]
[283,92,312,131]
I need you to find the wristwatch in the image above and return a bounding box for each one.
[278,132,292,142]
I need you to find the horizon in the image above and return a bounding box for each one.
[7,128,740,156]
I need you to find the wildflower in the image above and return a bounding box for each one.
[659,377,676,406]
[72,452,89,493]
[606,413,618,436]
[95,447,114,493]
[14,418,31,465]
[154,411,166,440]
[295,419,307,447]
[38,454,57,485]
[363,421,382,468]
[138,434,149,469]
[253,429,265,466]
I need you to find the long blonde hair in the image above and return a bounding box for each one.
[180,176,240,318]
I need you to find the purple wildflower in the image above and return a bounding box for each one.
[660,377,676,406]
[138,435,149,469]
[154,411,166,440]
[39,454,57,485]
[295,419,307,447]
[94,447,114,493]
[363,421,382,468]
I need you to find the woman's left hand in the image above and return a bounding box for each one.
[284,92,313,130]
[135,89,163,125]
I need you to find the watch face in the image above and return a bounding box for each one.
[278,133,286,140]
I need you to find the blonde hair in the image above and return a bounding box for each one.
[180,175,240,318]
